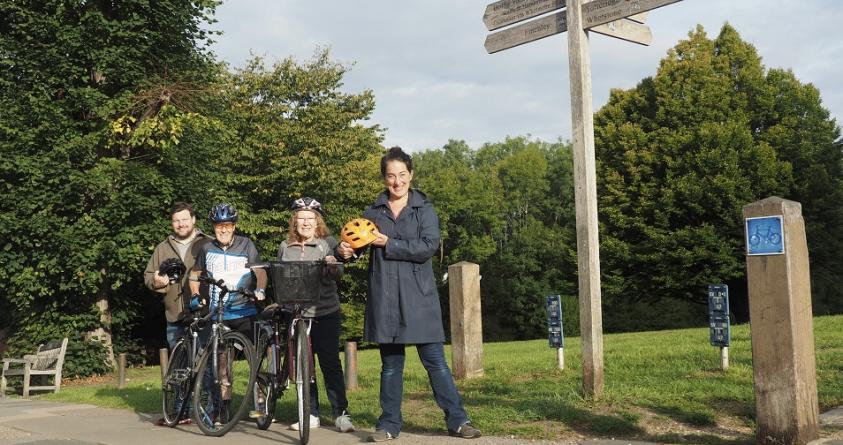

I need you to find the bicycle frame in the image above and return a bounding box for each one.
[256,306,314,393]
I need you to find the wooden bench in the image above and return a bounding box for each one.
[1,337,69,397]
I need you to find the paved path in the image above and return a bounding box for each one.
[0,398,658,445]
[3,397,843,445]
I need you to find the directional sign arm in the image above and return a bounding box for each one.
[483,0,566,31]
[582,0,681,29]
[485,11,567,54]
[589,19,652,46]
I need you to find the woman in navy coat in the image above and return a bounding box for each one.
[338,146,481,442]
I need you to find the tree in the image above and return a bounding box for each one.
[415,137,579,341]
[0,0,220,370]
[207,51,384,340]
[593,24,842,326]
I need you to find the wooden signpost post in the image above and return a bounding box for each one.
[484,0,683,397]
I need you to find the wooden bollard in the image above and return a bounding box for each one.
[448,261,484,379]
[159,348,169,383]
[744,197,818,444]
[117,353,127,389]
[344,341,358,390]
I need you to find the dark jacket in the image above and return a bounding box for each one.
[362,189,445,344]
[144,231,213,323]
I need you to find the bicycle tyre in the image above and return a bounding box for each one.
[252,330,278,430]
[295,319,311,445]
[162,340,191,427]
[192,330,255,437]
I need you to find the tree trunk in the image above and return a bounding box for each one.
[87,267,115,368]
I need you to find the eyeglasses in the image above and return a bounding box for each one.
[214,223,235,231]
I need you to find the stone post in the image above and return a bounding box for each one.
[743,197,818,444]
[448,262,484,379]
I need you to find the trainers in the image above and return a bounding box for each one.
[367,429,397,442]
[448,422,481,439]
[334,411,356,432]
[289,414,320,431]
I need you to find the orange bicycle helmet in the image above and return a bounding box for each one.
[341,218,379,249]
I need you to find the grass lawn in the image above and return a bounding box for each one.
[19,314,843,443]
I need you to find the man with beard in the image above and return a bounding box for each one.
[144,202,213,350]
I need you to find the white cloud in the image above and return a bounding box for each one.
[210,0,843,151]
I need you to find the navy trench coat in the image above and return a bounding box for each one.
[361,189,446,344]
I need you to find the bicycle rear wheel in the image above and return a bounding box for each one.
[162,341,191,427]
[252,329,278,430]
[192,330,255,436]
[294,319,312,445]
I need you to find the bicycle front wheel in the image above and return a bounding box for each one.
[295,319,312,445]
[162,340,191,427]
[252,328,278,430]
[192,330,255,436]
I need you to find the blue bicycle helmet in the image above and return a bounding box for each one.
[208,203,238,223]
[291,196,324,215]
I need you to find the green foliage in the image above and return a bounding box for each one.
[416,137,579,341]
[594,24,843,323]
[0,0,220,367]
[63,338,113,379]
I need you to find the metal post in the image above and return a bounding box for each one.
[117,353,127,389]
[344,341,358,390]
[720,346,729,371]
[159,348,169,383]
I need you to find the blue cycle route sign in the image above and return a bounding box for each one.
[745,215,784,256]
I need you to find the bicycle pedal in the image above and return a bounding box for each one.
[248,410,265,419]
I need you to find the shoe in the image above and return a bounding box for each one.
[367,429,397,442]
[448,422,481,439]
[334,411,356,432]
[289,414,320,431]
[156,417,191,426]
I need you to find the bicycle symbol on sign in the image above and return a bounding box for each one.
[749,225,781,247]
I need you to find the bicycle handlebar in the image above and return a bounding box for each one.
[247,260,344,269]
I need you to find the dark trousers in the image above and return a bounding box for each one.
[377,342,469,435]
[223,315,255,341]
[309,310,349,418]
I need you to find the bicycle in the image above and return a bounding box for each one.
[749,225,782,247]
[160,311,208,427]
[187,274,257,436]
[248,260,339,445]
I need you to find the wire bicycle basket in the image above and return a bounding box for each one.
[268,261,324,304]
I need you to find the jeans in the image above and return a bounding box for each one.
[166,322,186,350]
[377,343,469,435]
[309,310,349,417]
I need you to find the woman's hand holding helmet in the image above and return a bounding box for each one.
[371,231,388,247]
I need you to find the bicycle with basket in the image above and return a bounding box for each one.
[248,259,339,445]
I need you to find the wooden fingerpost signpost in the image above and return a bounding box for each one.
[484,0,683,397]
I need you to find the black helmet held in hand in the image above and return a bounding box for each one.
[291,196,324,215]
[159,258,186,284]
[208,203,238,224]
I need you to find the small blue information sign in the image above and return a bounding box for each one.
[707,284,730,347]
[745,216,784,256]
[546,295,564,348]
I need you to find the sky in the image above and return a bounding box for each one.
[209,0,843,152]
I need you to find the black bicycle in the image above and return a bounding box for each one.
[248,260,338,445]
[160,311,206,427]
[174,275,257,436]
